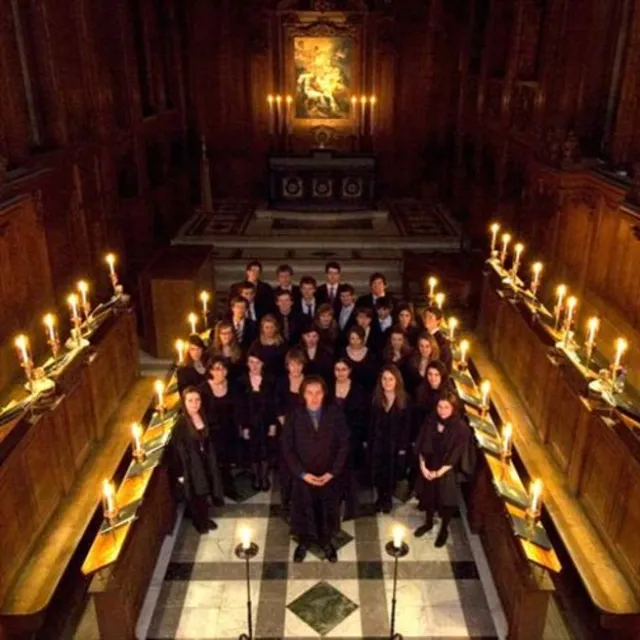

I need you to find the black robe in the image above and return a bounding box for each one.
[316,283,343,313]
[432,329,452,372]
[332,381,368,469]
[342,348,379,397]
[282,403,350,542]
[249,340,287,377]
[240,373,278,463]
[177,362,208,394]
[273,310,304,347]
[302,346,334,385]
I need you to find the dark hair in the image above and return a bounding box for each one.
[334,357,352,371]
[325,261,341,273]
[340,283,355,296]
[411,332,441,369]
[426,359,449,388]
[300,375,327,398]
[347,325,366,341]
[375,296,392,311]
[301,323,320,336]
[238,280,256,292]
[437,390,460,415]
[369,272,387,286]
[206,355,230,373]
[181,385,201,401]
[383,325,412,362]
[373,364,407,409]
[277,264,294,276]
[211,320,242,363]
[275,289,293,301]
[246,260,263,272]
[230,295,248,308]
[187,335,206,350]
[246,346,265,363]
[395,302,415,319]
[285,347,307,367]
[355,306,373,319]
[424,306,444,322]
[300,275,317,288]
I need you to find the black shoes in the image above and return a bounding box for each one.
[435,527,449,547]
[323,543,338,563]
[414,519,434,538]
[293,544,308,563]
[261,475,271,492]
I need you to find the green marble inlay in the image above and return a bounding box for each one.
[287,580,358,636]
[308,529,354,560]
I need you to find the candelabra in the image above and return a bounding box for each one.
[385,532,409,640]
[235,535,259,640]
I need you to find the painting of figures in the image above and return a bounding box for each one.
[294,36,354,119]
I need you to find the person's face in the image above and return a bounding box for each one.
[319,311,332,327]
[327,268,340,285]
[247,266,261,282]
[184,391,201,415]
[304,382,324,411]
[301,283,316,300]
[276,295,293,314]
[340,291,354,307]
[381,370,397,393]
[210,362,228,383]
[277,271,292,288]
[356,314,371,328]
[437,399,454,420]
[334,362,350,382]
[398,309,411,328]
[287,359,304,376]
[371,278,385,297]
[349,332,363,348]
[377,307,391,320]
[188,344,203,362]
[248,356,263,375]
[427,368,442,389]
[240,288,255,303]
[418,338,433,358]
[262,321,276,339]
[232,302,247,319]
[390,333,404,351]
[424,311,438,331]
[219,327,233,346]
[303,331,319,348]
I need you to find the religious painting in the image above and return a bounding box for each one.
[294,36,354,119]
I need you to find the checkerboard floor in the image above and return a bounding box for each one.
[146,471,503,639]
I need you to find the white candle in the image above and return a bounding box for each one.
[554,284,567,328]
[267,95,274,135]
[285,95,293,133]
[500,233,511,265]
[435,292,445,310]
[448,317,458,343]
[480,380,491,408]
[15,334,30,364]
[175,339,185,364]
[240,525,252,551]
[392,525,404,549]
[103,479,115,514]
[565,296,577,330]
[427,277,438,299]
[132,423,142,452]
[513,243,524,268]
[531,262,543,294]
[351,96,358,135]
[275,95,283,134]
[586,317,599,347]
[199,291,210,316]
[105,253,116,277]
[613,338,628,370]
[67,293,80,322]
[360,96,367,135]
[188,312,198,335]
[502,423,513,457]
[529,479,543,514]
[489,223,500,253]
[77,280,89,307]
[43,314,56,343]
[370,95,376,135]
[154,379,165,408]
[459,339,469,365]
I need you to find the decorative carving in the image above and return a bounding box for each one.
[313,0,335,11]
[567,189,598,214]
[312,126,338,148]
[286,19,359,37]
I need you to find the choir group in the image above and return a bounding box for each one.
[170,260,474,563]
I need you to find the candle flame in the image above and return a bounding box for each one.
[587,317,599,332]
[131,422,142,439]
[67,293,80,306]
[556,284,567,297]
[490,222,500,233]
[240,525,252,550]
[103,479,113,498]
[514,243,524,254]
[370,95,377,104]
[567,296,577,310]
[428,276,438,288]
[199,291,210,303]
[435,292,445,308]
[77,280,88,294]
[360,96,367,104]
[267,94,273,103]
[154,379,165,395]
[392,524,404,548]
[275,95,282,103]
[286,95,292,104]
[532,262,543,275]
[351,95,357,104]
[616,338,628,354]
[105,253,116,267]
[460,339,469,354]
[43,313,56,329]
[14,334,28,350]
[480,380,491,394]
[501,233,511,244]
[448,317,458,330]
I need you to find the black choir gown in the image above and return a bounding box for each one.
[302,346,334,385]
[241,374,278,464]
[282,403,350,545]
[342,348,379,397]
[249,340,287,378]
[333,381,368,471]
[177,361,208,394]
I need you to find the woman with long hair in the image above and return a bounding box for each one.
[382,326,414,387]
[407,332,441,396]
[210,320,245,383]
[250,314,287,377]
[177,335,209,393]
[369,364,411,513]
[396,302,422,347]
[172,386,223,533]
[343,325,378,397]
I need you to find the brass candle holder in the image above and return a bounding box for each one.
[500,422,513,463]
[102,479,120,525]
[525,479,543,526]
[131,423,146,463]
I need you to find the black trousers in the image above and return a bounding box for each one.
[189,494,210,532]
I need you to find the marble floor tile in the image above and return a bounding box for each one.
[175,606,220,638]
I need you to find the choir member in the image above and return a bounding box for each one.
[237,281,260,323]
[177,335,208,393]
[231,260,273,318]
[382,325,414,387]
[273,263,301,306]
[241,349,278,491]
[337,284,357,346]
[316,261,342,312]
[369,365,411,513]
[198,357,243,501]
[172,386,223,533]
[282,376,349,563]
[273,289,303,346]
[422,306,452,372]
[315,303,339,355]
[407,332,441,395]
[356,272,395,312]
[298,276,318,320]
[250,314,287,377]
[209,320,245,384]
[413,359,456,430]
[300,324,334,384]
[396,302,422,347]
[228,296,257,351]
[333,358,368,520]
[414,392,472,547]
[354,307,382,354]
[373,297,394,351]
[343,325,378,396]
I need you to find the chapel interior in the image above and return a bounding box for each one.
[2,0,640,639]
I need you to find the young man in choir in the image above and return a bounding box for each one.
[373,296,394,352]
[273,264,301,306]
[355,306,381,354]
[357,272,395,312]
[231,260,272,319]
[273,289,303,346]
[423,306,452,372]
[298,275,318,321]
[282,376,349,562]
[337,284,357,346]
[229,294,257,350]
[316,261,342,312]
[237,281,260,323]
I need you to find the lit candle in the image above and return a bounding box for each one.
[67,293,80,322]
[285,95,293,133]
[15,334,30,364]
[459,339,469,366]
[240,525,252,551]
[530,262,543,295]
[132,422,143,452]
[489,223,500,253]
[275,95,283,134]
[586,317,599,347]
[565,296,577,332]
[43,314,57,343]
[427,276,438,300]
[613,338,628,371]
[435,292,445,310]
[554,284,567,329]
[392,525,404,550]
[103,479,116,515]
[360,96,367,135]
[370,95,376,135]
[154,379,165,409]
[188,312,198,335]
[501,422,513,458]
[500,233,511,265]
[199,291,210,317]
[267,95,274,135]
[448,317,459,343]
[105,253,116,277]
[351,96,358,135]
[480,380,491,409]
[175,339,185,364]
[77,280,89,307]
[512,243,524,277]
[529,479,543,514]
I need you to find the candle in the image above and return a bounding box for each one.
[502,422,513,458]
[392,524,404,549]
[360,96,367,135]
[351,96,358,135]
[285,95,293,133]
[77,280,89,307]
[448,317,458,343]
[512,243,524,277]
[105,253,116,277]
[188,312,198,335]
[554,284,567,329]
[529,479,543,514]
[480,380,491,409]
[175,339,185,364]
[275,95,283,134]
[67,293,80,322]
[43,314,56,343]
[435,292,445,310]
[500,233,511,265]
[103,479,116,515]
[613,338,628,371]
[489,223,500,253]
[199,291,210,317]
[586,317,599,347]
[370,95,376,135]
[267,95,274,135]
[565,296,577,332]
[530,262,543,295]
[154,379,165,409]
[15,334,30,364]
[240,525,252,551]
[132,422,143,453]
[459,339,469,365]
[427,276,438,300]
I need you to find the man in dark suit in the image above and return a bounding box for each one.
[273,289,304,346]
[423,306,452,372]
[236,281,260,324]
[230,260,273,319]
[316,261,342,313]
[298,275,318,321]
[355,306,382,354]
[337,284,357,347]
[282,376,349,563]
[273,264,301,307]
[228,296,257,351]
[356,272,396,313]
[373,296,394,352]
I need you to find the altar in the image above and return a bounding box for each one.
[267,150,376,211]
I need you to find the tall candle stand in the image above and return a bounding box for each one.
[235,535,259,640]
[385,533,409,640]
